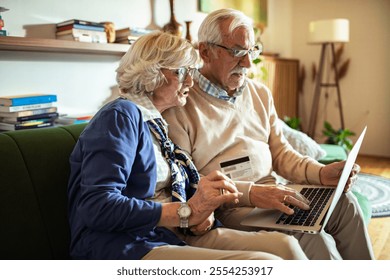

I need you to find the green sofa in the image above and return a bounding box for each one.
[0,122,371,260]
[0,123,87,260]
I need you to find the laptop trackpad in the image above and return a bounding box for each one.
[241,208,282,227]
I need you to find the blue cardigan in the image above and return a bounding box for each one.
[67,98,184,259]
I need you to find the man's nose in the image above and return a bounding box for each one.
[239,52,252,68]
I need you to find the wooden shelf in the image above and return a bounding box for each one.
[0,36,130,56]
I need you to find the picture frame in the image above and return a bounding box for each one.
[198,0,267,28]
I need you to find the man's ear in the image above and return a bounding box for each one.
[198,42,211,63]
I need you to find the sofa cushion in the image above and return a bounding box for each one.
[0,133,52,259]
[279,119,326,160]
[318,144,348,164]
[0,123,87,259]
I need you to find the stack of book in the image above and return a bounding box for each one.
[56,19,107,43]
[115,27,153,44]
[0,93,59,131]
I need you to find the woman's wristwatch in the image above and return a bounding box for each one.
[177,202,192,228]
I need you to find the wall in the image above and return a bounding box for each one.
[0,0,203,115]
[1,0,389,157]
[289,0,390,157]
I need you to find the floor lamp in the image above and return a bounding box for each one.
[307,19,349,138]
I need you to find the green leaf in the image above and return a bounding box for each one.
[322,121,356,151]
[323,121,336,134]
[252,58,262,64]
[283,116,301,130]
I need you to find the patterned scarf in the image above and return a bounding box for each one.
[147,118,200,202]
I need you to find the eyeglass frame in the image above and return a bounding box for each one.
[208,42,263,60]
[166,67,197,83]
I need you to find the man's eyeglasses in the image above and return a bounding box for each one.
[209,43,263,60]
[168,67,197,83]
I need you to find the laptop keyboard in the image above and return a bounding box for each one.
[276,187,335,226]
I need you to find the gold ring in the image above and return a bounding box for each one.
[283,195,288,203]
[220,189,225,196]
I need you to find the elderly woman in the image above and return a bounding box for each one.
[67,31,307,260]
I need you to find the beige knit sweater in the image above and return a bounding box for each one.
[162,79,323,206]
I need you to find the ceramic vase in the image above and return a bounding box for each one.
[185,21,192,43]
[162,0,182,37]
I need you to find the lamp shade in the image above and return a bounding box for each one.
[308,19,349,44]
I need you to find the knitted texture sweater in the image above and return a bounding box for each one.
[163,79,323,206]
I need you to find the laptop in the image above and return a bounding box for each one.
[241,126,367,234]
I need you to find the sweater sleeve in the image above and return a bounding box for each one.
[68,105,161,233]
[263,86,324,185]
[234,181,253,206]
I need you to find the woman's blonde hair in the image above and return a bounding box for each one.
[116,31,198,95]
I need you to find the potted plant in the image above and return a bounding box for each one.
[322,121,355,151]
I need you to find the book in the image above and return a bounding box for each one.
[56,23,105,32]
[56,114,94,125]
[0,112,59,123]
[56,28,107,36]
[0,107,58,118]
[0,102,55,113]
[57,33,94,43]
[0,118,54,125]
[56,19,104,28]
[114,27,153,43]
[115,27,153,38]
[0,93,57,107]
[0,120,54,131]
[56,29,107,43]
[115,35,139,45]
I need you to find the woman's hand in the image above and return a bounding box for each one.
[188,170,242,226]
[320,161,360,192]
[158,171,242,228]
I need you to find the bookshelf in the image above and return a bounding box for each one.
[0,36,131,132]
[0,36,129,56]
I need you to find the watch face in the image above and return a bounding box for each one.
[178,204,191,218]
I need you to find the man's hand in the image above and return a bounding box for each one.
[190,213,215,236]
[249,184,310,215]
[320,161,360,192]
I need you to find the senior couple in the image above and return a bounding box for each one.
[67,9,374,260]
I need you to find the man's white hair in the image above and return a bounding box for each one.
[198,8,254,44]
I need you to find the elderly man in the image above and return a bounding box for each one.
[163,8,374,260]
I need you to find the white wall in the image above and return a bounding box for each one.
[1,0,389,157]
[261,0,293,56]
[0,0,204,114]
[289,0,390,157]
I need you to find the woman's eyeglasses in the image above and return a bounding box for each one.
[168,67,197,83]
[209,42,263,60]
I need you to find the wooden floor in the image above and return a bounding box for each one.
[356,155,390,260]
